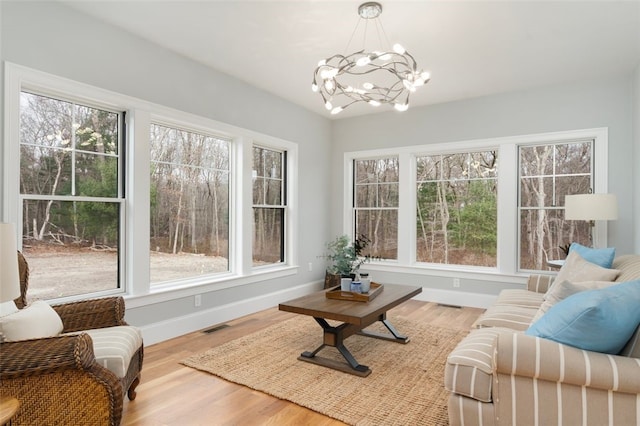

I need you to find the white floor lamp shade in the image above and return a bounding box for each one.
[564,194,618,221]
[0,223,21,316]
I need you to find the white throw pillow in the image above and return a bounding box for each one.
[551,251,620,292]
[0,301,64,341]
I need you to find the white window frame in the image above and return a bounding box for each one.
[251,144,289,268]
[343,127,608,281]
[3,62,299,308]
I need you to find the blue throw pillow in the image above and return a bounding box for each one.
[569,242,615,268]
[526,280,640,354]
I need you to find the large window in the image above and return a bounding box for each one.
[353,157,399,259]
[149,124,230,284]
[6,64,299,304]
[252,146,286,266]
[518,141,593,270]
[19,91,123,301]
[346,129,605,275]
[416,151,498,266]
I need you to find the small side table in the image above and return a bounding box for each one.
[546,259,565,270]
[0,395,19,425]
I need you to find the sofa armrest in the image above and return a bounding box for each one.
[526,274,554,294]
[53,296,127,333]
[494,330,640,394]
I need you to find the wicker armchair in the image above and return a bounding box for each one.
[0,252,143,426]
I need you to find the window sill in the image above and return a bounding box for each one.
[124,265,299,308]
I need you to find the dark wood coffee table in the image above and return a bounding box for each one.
[278,284,422,377]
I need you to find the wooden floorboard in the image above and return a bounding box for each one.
[122,299,484,425]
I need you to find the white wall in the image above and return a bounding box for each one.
[634,63,640,252]
[1,1,332,343]
[332,74,636,297]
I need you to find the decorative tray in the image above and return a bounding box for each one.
[325,282,383,302]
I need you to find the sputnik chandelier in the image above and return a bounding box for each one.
[312,2,430,115]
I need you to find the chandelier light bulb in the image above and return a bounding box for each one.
[324,80,335,91]
[356,56,371,67]
[312,2,429,114]
[402,79,416,92]
[392,44,406,55]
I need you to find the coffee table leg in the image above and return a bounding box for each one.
[358,317,410,344]
[297,317,371,377]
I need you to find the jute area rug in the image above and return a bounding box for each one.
[182,316,469,426]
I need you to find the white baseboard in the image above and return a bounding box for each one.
[413,287,497,309]
[139,283,494,345]
[139,281,322,345]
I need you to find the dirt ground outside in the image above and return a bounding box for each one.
[23,246,229,302]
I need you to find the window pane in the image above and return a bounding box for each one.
[20,91,123,301]
[519,209,592,270]
[253,146,284,206]
[20,145,73,196]
[416,151,498,267]
[355,209,398,259]
[518,140,593,270]
[354,157,399,260]
[149,124,230,283]
[253,146,286,266]
[354,157,399,207]
[253,207,283,265]
[21,200,120,301]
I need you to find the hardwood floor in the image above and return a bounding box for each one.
[122,299,484,425]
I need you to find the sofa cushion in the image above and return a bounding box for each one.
[525,280,640,354]
[551,251,620,293]
[445,327,501,402]
[493,289,544,308]
[531,280,617,323]
[83,326,143,378]
[612,254,640,282]
[569,242,615,268]
[472,304,538,331]
[0,301,63,342]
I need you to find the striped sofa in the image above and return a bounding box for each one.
[444,254,640,426]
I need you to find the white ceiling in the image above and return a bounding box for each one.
[62,0,640,119]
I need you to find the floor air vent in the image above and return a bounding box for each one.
[203,324,230,333]
[437,303,462,309]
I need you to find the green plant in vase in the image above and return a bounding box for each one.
[323,234,374,289]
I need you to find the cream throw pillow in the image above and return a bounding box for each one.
[532,280,617,323]
[0,300,64,341]
[551,251,620,292]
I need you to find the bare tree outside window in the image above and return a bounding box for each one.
[252,146,286,266]
[416,151,498,266]
[149,124,230,283]
[354,157,399,260]
[19,91,122,301]
[519,141,593,270]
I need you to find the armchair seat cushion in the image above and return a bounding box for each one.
[82,326,143,378]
